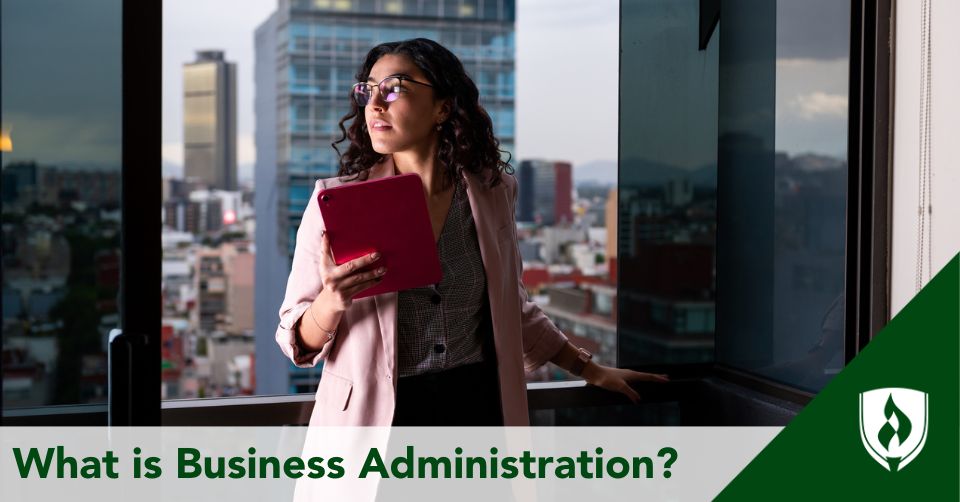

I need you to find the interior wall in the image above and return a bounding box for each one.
[890,0,960,316]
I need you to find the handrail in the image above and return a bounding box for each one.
[4,375,799,427]
[4,380,682,426]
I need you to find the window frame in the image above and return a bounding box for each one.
[698,0,894,403]
[2,0,892,426]
[111,0,164,425]
[0,0,161,426]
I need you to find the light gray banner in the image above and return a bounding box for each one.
[1,426,780,501]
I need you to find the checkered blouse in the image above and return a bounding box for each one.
[396,175,489,377]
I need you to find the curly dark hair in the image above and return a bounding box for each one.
[332,38,512,189]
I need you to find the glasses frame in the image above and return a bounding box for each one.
[352,74,435,107]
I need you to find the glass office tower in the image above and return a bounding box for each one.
[254,0,516,393]
[183,50,238,190]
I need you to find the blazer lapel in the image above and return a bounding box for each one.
[375,291,398,381]
[369,156,399,380]
[463,171,501,279]
[463,171,508,352]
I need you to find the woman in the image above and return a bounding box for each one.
[276,38,669,427]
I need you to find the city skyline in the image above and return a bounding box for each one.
[160,0,620,183]
[2,0,850,178]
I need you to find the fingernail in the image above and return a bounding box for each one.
[377,267,386,274]
[371,252,380,260]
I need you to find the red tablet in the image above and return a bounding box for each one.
[316,173,442,299]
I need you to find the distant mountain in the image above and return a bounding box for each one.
[687,164,717,188]
[573,158,717,188]
[161,161,255,185]
[574,160,617,186]
[619,157,716,188]
[162,161,183,179]
[572,152,841,190]
[785,153,846,171]
[238,163,254,185]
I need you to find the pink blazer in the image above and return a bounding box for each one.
[275,155,569,426]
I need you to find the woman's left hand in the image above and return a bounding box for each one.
[581,365,670,404]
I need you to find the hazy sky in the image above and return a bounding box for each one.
[4,0,848,180]
[161,0,620,181]
[2,0,122,168]
[617,0,849,175]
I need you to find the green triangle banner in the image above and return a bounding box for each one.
[716,254,959,500]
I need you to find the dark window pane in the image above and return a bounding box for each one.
[2,0,122,408]
[483,0,500,20]
[715,0,848,392]
[618,0,718,367]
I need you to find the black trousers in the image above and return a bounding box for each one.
[391,359,504,426]
[379,358,515,501]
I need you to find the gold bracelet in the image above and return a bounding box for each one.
[308,303,337,342]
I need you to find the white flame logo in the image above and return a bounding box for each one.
[859,388,929,472]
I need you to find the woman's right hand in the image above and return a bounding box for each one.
[315,230,386,312]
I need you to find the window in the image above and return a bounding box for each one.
[2,0,122,413]
[160,0,625,401]
[618,0,718,368]
[2,0,890,427]
[152,0,880,427]
[714,0,849,392]
[162,0,276,401]
[483,0,501,20]
[513,1,618,382]
[619,0,851,394]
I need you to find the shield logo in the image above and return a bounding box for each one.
[859,387,929,472]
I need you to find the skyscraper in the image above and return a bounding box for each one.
[183,50,237,190]
[516,159,573,226]
[553,161,573,225]
[254,0,516,394]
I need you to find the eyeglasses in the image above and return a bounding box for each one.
[351,75,434,107]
